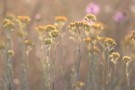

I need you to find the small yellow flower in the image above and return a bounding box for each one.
[109,52,120,63]
[69,22,76,30]
[84,37,91,43]
[3,19,14,30]
[55,16,67,22]
[104,38,116,51]
[84,14,96,22]
[92,22,104,30]
[25,40,34,46]
[49,30,60,38]
[73,81,85,89]
[45,25,56,32]
[8,50,14,56]
[17,16,31,23]
[44,38,52,45]
[123,56,132,63]
[35,25,46,32]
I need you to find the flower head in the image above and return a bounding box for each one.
[7,50,14,56]
[45,25,56,32]
[113,12,126,22]
[104,38,116,51]
[109,52,120,64]
[123,56,132,63]
[49,30,60,38]
[86,2,100,15]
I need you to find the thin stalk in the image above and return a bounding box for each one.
[19,40,29,90]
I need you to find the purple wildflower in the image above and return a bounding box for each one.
[113,12,126,22]
[86,2,100,15]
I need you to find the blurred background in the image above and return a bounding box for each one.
[0,0,135,90]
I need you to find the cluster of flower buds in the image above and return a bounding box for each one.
[84,14,96,23]
[3,19,15,31]
[109,52,120,64]
[17,16,31,25]
[104,38,116,51]
[36,24,60,45]
[54,16,67,30]
[123,56,132,64]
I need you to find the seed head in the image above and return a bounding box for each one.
[8,50,14,56]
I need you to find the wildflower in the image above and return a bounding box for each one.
[17,16,31,24]
[45,25,56,32]
[90,22,104,36]
[35,25,46,32]
[7,50,14,56]
[69,22,76,30]
[55,16,67,30]
[86,2,100,15]
[49,30,60,38]
[55,16,67,22]
[84,14,96,22]
[123,56,132,63]
[25,40,34,46]
[3,19,14,30]
[44,38,52,45]
[113,12,126,23]
[109,52,120,64]
[73,81,85,89]
[104,38,116,51]
[84,37,91,43]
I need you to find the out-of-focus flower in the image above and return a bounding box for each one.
[113,12,126,22]
[55,16,67,30]
[7,50,14,56]
[44,38,52,45]
[73,81,85,89]
[86,2,100,15]
[49,30,60,38]
[3,19,15,30]
[109,52,120,64]
[104,38,116,51]
[45,25,56,32]
[123,56,132,63]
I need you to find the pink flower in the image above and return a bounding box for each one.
[86,2,100,15]
[113,12,126,22]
